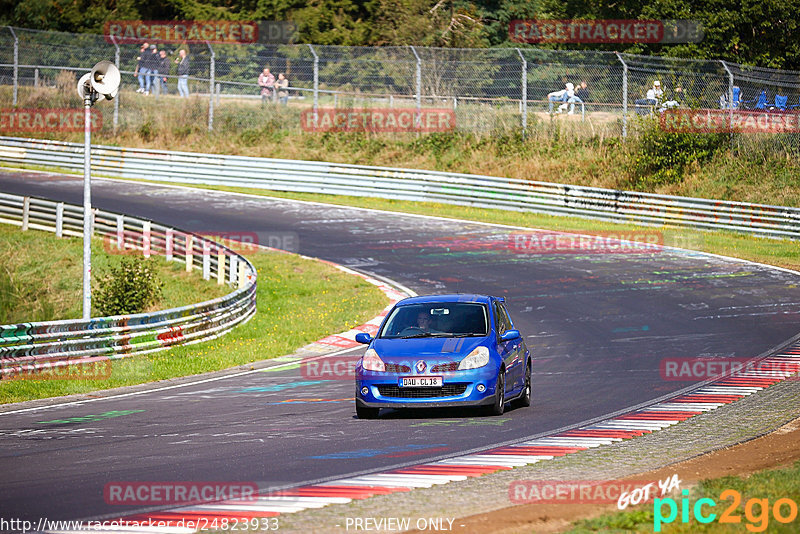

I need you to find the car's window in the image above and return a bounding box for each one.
[379,303,489,338]
[499,302,514,330]
[494,301,513,336]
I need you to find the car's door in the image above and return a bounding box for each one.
[493,300,520,394]
[498,301,524,391]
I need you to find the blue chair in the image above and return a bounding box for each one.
[720,87,741,109]
[773,95,788,111]
[744,90,767,110]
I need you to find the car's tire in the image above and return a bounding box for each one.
[483,372,505,416]
[356,403,380,419]
[517,362,532,408]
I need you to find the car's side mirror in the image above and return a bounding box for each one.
[500,329,520,342]
[355,333,373,344]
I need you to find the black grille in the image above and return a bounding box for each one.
[385,363,411,372]
[431,362,459,372]
[376,384,468,398]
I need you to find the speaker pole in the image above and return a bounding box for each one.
[82,88,92,319]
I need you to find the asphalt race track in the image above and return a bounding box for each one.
[2,170,800,525]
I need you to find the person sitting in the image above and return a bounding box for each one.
[660,86,684,112]
[635,80,663,114]
[568,81,588,115]
[548,82,573,114]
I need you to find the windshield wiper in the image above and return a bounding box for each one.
[400,332,451,339]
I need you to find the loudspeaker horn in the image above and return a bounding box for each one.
[90,60,121,100]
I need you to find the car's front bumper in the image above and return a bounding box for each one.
[355,367,499,409]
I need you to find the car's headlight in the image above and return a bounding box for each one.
[458,346,490,370]
[362,348,386,372]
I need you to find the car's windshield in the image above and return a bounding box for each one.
[378,303,489,339]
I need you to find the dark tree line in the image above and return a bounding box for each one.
[2,0,799,69]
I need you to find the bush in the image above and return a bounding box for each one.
[630,116,729,188]
[93,257,164,316]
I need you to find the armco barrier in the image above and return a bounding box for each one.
[0,136,798,239]
[0,191,257,377]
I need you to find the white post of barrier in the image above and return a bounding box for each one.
[185,235,193,272]
[616,52,628,139]
[217,249,225,285]
[21,197,30,231]
[229,255,237,285]
[238,261,247,289]
[202,240,211,280]
[56,202,64,237]
[116,214,124,250]
[165,228,173,261]
[142,221,151,258]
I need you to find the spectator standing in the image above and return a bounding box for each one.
[175,49,190,98]
[134,43,149,93]
[144,44,159,95]
[159,49,170,95]
[258,67,275,104]
[277,73,289,106]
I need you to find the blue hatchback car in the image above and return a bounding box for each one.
[354,294,531,419]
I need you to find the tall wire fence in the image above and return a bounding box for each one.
[1,25,799,142]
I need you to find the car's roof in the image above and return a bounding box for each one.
[395,294,493,305]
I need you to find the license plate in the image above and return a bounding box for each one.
[400,376,443,387]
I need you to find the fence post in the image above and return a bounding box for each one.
[229,254,238,285]
[202,240,211,280]
[34,68,39,88]
[720,60,735,148]
[165,228,173,261]
[216,83,221,105]
[111,35,120,130]
[21,196,29,230]
[116,214,124,250]
[516,48,527,139]
[410,46,422,129]
[238,261,247,289]
[616,52,628,139]
[56,202,64,237]
[8,27,18,107]
[206,42,215,131]
[308,44,319,127]
[217,249,225,285]
[142,220,151,258]
[185,234,193,272]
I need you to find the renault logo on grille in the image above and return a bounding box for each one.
[415,360,427,373]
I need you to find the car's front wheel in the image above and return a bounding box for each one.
[517,362,531,408]
[356,403,380,419]
[483,372,505,416]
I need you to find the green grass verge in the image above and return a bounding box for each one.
[0,224,228,323]
[565,460,800,533]
[0,230,389,404]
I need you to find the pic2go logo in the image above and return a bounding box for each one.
[654,489,800,532]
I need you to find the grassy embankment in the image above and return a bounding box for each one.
[0,224,388,403]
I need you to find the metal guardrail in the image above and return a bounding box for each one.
[0,190,257,377]
[0,136,799,239]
